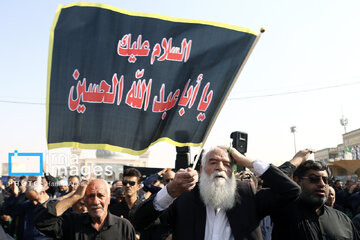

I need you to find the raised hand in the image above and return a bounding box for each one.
[166,168,198,198]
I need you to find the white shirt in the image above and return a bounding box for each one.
[204,207,234,240]
[154,160,270,240]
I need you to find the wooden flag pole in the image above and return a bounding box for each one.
[191,28,265,170]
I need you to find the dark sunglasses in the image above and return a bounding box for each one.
[302,175,328,184]
[122,180,136,186]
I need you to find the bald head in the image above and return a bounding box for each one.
[326,186,335,208]
[164,170,175,184]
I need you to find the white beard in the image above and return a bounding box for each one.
[199,170,236,210]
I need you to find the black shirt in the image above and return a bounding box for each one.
[109,198,141,220]
[35,200,136,240]
[271,198,360,240]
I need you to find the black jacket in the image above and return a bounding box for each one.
[133,165,300,240]
[272,198,360,240]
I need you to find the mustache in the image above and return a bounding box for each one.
[211,171,228,179]
[90,205,103,210]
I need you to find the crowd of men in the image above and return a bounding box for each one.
[0,146,360,239]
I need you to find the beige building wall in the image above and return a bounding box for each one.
[315,128,360,177]
[314,148,338,162]
[314,128,360,163]
[343,128,360,147]
[1,163,7,176]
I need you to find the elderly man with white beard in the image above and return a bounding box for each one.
[133,146,301,240]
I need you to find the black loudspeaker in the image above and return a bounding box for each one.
[230,131,248,172]
[175,146,190,171]
[230,131,248,155]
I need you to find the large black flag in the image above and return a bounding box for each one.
[47,3,257,155]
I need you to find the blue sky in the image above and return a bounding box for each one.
[1,0,360,167]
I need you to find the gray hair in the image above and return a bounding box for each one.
[85,179,111,198]
[26,176,43,194]
[201,146,223,166]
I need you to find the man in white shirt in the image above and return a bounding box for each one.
[133,145,301,240]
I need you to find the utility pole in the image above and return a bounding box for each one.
[340,115,348,134]
[340,115,349,159]
[290,126,297,154]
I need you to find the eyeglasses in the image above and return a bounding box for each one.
[301,175,329,184]
[122,180,136,186]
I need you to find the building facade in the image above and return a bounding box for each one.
[315,128,360,177]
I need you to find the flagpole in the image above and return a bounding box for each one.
[191,28,265,170]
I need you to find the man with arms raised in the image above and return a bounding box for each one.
[35,179,136,240]
[4,176,52,240]
[133,146,301,240]
[271,160,360,239]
